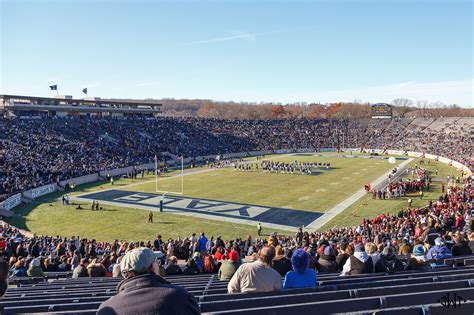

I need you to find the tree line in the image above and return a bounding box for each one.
[143,98,473,119]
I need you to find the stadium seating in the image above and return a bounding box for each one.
[2,265,474,314]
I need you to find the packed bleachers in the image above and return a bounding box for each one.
[1,115,473,313]
[1,116,472,202]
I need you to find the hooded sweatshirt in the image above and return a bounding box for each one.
[426,245,452,260]
[341,251,374,275]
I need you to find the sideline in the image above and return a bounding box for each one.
[305,158,414,231]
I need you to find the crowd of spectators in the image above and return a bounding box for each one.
[0,174,472,312]
[1,176,472,279]
[0,116,359,201]
[1,116,472,203]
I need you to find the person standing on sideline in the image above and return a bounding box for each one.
[257,223,262,236]
[148,211,153,223]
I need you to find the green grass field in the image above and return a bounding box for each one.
[6,153,465,241]
[124,154,398,212]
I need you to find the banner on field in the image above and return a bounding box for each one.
[0,193,22,211]
[29,184,57,199]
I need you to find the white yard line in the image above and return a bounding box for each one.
[305,158,414,231]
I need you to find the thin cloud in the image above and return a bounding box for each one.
[136,81,160,87]
[184,30,278,46]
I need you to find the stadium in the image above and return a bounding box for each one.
[1,1,473,314]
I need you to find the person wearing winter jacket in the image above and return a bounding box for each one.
[27,258,44,277]
[316,246,338,273]
[341,244,374,275]
[426,237,452,260]
[451,234,472,257]
[375,246,404,273]
[406,244,430,271]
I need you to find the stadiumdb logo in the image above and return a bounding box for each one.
[437,292,467,309]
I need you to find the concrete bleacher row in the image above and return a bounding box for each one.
[3,264,474,314]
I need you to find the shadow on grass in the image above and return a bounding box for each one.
[5,179,110,231]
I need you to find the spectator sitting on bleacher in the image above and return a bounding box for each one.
[336,241,352,271]
[26,258,44,277]
[45,257,60,272]
[452,233,473,256]
[426,237,453,260]
[203,254,217,273]
[271,245,292,276]
[218,250,240,281]
[192,252,204,271]
[283,249,317,289]
[398,238,413,256]
[228,245,281,293]
[468,232,474,253]
[316,245,338,273]
[341,243,374,276]
[97,247,200,315]
[112,256,123,278]
[407,244,430,271]
[11,258,27,277]
[365,242,381,269]
[58,256,72,272]
[88,258,107,277]
[165,256,182,275]
[214,247,226,261]
[183,258,200,275]
[375,246,404,273]
[72,258,88,278]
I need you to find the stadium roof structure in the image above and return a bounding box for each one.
[0,94,162,117]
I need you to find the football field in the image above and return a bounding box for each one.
[7,153,462,241]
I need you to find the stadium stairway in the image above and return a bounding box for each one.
[2,266,474,314]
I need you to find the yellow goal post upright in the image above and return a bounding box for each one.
[154,155,184,212]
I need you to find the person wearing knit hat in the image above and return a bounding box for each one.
[426,237,453,260]
[341,243,374,276]
[316,245,338,272]
[283,249,317,289]
[406,244,430,271]
[97,247,199,315]
[218,250,241,281]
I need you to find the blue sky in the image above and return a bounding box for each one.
[1,0,472,106]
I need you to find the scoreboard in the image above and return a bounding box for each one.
[371,103,392,119]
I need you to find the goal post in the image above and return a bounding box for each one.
[155,155,184,196]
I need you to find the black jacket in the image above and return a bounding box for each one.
[336,253,349,271]
[271,257,292,276]
[316,255,338,273]
[451,242,472,257]
[375,255,404,273]
[97,273,200,315]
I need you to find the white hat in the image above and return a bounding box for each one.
[120,247,160,274]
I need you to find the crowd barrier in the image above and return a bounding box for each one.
[1,147,471,214]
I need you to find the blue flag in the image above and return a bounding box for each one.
[49,84,57,91]
[82,88,88,94]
